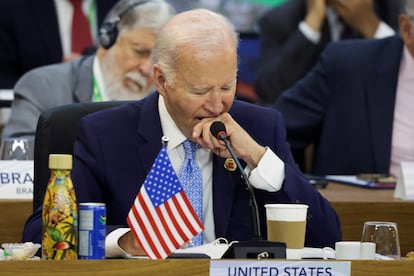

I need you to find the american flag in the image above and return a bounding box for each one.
[127,145,204,259]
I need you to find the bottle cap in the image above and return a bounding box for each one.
[48,154,72,169]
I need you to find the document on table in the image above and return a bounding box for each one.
[324,175,396,189]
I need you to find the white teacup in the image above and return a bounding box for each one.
[335,241,376,260]
[360,242,376,260]
[335,241,361,260]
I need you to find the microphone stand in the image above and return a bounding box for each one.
[220,136,262,240]
[219,135,286,259]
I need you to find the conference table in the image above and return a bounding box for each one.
[0,199,31,245]
[0,258,414,275]
[1,183,414,275]
[319,183,414,256]
[1,183,413,252]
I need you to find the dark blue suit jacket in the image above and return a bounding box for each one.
[255,0,403,105]
[276,35,403,176]
[0,0,117,88]
[23,93,341,249]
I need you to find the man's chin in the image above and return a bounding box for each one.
[116,91,148,101]
[106,86,149,101]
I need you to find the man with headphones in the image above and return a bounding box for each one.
[2,0,176,140]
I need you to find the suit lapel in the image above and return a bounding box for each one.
[73,55,95,102]
[365,36,403,172]
[136,93,164,173]
[212,154,236,238]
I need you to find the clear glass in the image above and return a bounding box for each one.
[0,138,34,160]
[361,221,401,260]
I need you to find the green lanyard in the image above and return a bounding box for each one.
[92,75,102,102]
[89,0,100,102]
[87,0,97,37]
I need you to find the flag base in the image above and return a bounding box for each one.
[167,253,210,259]
[221,240,286,259]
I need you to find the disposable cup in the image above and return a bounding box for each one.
[265,203,308,259]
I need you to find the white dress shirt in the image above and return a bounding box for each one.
[105,95,286,258]
[390,46,414,176]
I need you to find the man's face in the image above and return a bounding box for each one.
[156,44,238,140]
[100,28,156,100]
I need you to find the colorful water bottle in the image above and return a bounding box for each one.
[41,154,78,260]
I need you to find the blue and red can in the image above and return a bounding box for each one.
[78,202,106,259]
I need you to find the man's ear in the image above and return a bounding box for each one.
[153,65,167,95]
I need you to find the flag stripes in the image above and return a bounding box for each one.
[126,146,204,259]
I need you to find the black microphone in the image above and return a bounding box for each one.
[210,121,262,240]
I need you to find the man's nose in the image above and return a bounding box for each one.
[137,57,152,75]
[205,91,223,115]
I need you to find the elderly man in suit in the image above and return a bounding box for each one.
[255,0,404,105]
[0,0,118,89]
[275,0,414,177]
[22,9,341,258]
[2,0,175,139]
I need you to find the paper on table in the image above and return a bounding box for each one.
[173,238,232,259]
[174,238,337,260]
[325,175,395,189]
[126,236,338,260]
[125,238,232,259]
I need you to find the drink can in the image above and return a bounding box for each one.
[78,202,106,259]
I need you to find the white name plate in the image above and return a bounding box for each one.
[0,160,34,199]
[210,260,351,276]
[394,162,414,200]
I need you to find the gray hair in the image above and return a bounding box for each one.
[104,0,176,33]
[152,9,239,86]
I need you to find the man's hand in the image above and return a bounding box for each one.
[192,113,266,169]
[118,231,146,256]
[330,0,380,38]
[305,0,328,32]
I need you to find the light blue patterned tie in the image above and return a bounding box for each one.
[179,140,203,246]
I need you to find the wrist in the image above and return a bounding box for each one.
[357,16,380,38]
[118,231,146,256]
[242,144,266,169]
[305,12,325,32]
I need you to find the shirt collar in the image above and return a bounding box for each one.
[158,95,187,152]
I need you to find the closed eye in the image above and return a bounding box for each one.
[192,87,210,95]
[133,49,151,58]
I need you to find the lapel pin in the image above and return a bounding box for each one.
[224,158,237,172]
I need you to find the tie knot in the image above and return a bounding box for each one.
[182,140,198,159]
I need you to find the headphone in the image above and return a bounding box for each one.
[98,0,151,49]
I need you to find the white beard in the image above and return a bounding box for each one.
[100,52,153,101]
[102,66,152,101]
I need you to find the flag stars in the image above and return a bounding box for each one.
[145,147,185,204]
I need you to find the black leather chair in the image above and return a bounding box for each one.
[33,101,132,211]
